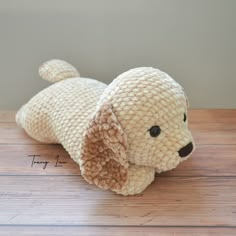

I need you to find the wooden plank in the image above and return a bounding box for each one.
[162,144,236,177]
[0,226,235,236]
[1,110,236,123]
[1,122,236,145]
[189,123,236,145]
[0,176,236,226]
[0,144,235,177]
[0,145,80,175]
[0,123,39,144]
[188,109,236,123]
[0,111,16,123]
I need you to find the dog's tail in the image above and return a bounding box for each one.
[38,59,80,83]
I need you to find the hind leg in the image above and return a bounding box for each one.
[16,93,58,144]
[16,59,80,143]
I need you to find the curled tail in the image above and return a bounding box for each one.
[39,59,80,83]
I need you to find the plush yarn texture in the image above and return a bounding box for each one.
[16,59,195,195]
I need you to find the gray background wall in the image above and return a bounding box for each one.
[0,0,235,109]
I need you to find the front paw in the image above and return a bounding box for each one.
[114,165,155,196]
[155,168,163,174]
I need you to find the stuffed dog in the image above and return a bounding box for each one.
[16,59,195,195]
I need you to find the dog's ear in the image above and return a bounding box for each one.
[80,103,128,191]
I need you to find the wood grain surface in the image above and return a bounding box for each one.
[0,226,235,236]
[0,110,236,235]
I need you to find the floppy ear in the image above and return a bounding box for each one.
[80,103,129,191]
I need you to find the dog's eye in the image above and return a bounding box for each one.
[184,113,187,122]
[149,126,161,137]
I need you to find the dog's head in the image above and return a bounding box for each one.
[80,67,195,191]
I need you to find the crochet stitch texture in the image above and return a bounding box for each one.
[16,59,195,195]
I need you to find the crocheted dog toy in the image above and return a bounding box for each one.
[16,59,195,195]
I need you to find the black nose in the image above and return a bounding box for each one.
[178,142,193,158]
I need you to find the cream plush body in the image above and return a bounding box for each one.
[16,59,195,195]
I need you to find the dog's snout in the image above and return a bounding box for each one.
[178,142,193,158]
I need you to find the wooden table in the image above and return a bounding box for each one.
[0,110,235,235]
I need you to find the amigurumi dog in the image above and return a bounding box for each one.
[16,59,195,195]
